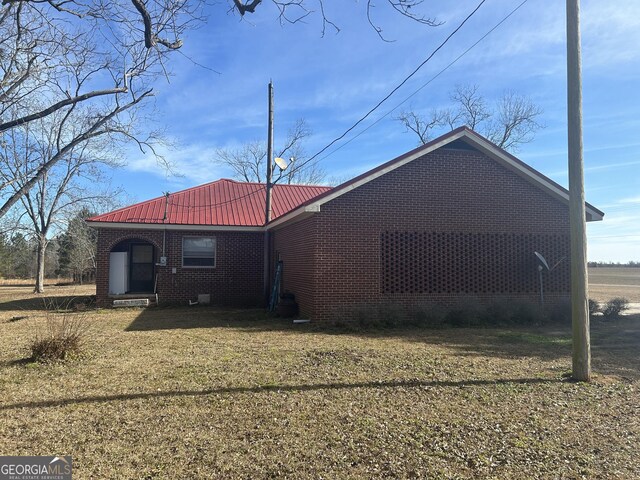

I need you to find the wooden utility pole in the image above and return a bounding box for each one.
[265,81,274,224]
[263,81,274,303]
[567,0,591,381]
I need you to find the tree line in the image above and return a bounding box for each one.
[588,261,640,268]
[0,209,97,284]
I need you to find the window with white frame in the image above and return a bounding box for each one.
[182,237,216,267]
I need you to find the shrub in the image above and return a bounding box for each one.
[512,301,547,326]
[30,298,88,362]
[351,305,383,329]
[479,301,512,326]
[445,300,482,327]
[407,304,446,328]
[376,303,407,328]
[477,300,545,327]
[601,297,629,318]
[588,299,600,316]
[547,299,572,325]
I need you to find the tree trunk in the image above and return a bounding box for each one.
[34,236,47,294]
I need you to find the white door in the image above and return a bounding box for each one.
[109,252,129,294]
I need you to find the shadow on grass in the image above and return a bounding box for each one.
[0,377,558,411]
[124,307,640,380]
[0,295,95,312]
[124,306,273,331]
[0,358,33,367]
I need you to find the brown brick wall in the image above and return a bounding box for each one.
[95,145,572,321]
[270,216,318,319]
[274,146,571,323]
[96,228,264,307]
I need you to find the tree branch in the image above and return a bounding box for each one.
[0,89,153,218]
[0,87,128,133]
[130,0,184,49]
[233,0,262,15]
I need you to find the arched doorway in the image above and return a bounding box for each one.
[109,239,156,294]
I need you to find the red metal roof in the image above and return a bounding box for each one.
[88,179,332,227]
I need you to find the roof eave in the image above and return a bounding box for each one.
[86,221,265,232]
[267,127,605,227]
[460,130,604,222]
[267,129,469,229]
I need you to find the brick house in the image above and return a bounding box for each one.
[88,127,603,320]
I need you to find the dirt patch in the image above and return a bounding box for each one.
[589,267,640,302]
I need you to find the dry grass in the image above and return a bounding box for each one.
[589,267,640,302]
[0,285,639,479]
[0,278,74,286]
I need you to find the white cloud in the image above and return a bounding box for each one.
[125,142,230,185]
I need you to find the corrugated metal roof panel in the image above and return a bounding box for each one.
[88,179,331,227]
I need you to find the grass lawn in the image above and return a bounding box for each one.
[0,285,639,479]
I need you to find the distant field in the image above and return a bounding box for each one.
[589,267,640,302]
[0,278,74,287]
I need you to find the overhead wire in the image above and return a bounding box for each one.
[295,0,489,170]
[166,0,526,212]
[165,186,266,211]
[309,0,530,164]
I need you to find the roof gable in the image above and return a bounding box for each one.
[88,179,331,227]
[267,127,604,229]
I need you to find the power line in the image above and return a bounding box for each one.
[314,0,530,163]
[167,0,519,213]
[166,185,267,211]
[295,0,488,172]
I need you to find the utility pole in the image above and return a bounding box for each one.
[263,81,274,303]
[265,81,274,224]
[567,0,591,381]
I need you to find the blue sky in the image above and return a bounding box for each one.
[118,0,639,262]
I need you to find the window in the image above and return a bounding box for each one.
[182,237,216,267]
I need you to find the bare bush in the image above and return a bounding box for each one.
[601,298,629,319]
[30,298,89,362]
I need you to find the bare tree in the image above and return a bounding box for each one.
[396,84,543,152]
[0,114,119,292]
[0,0,199,133]
[395,109,444,145]
[231,0,441,40]
[484,91,544,152]
[0,0,441,219]
[0,0,202,220]
[215,119,326,185]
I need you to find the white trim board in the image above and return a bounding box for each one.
[87,222,264,232]
[267,129,604,229]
